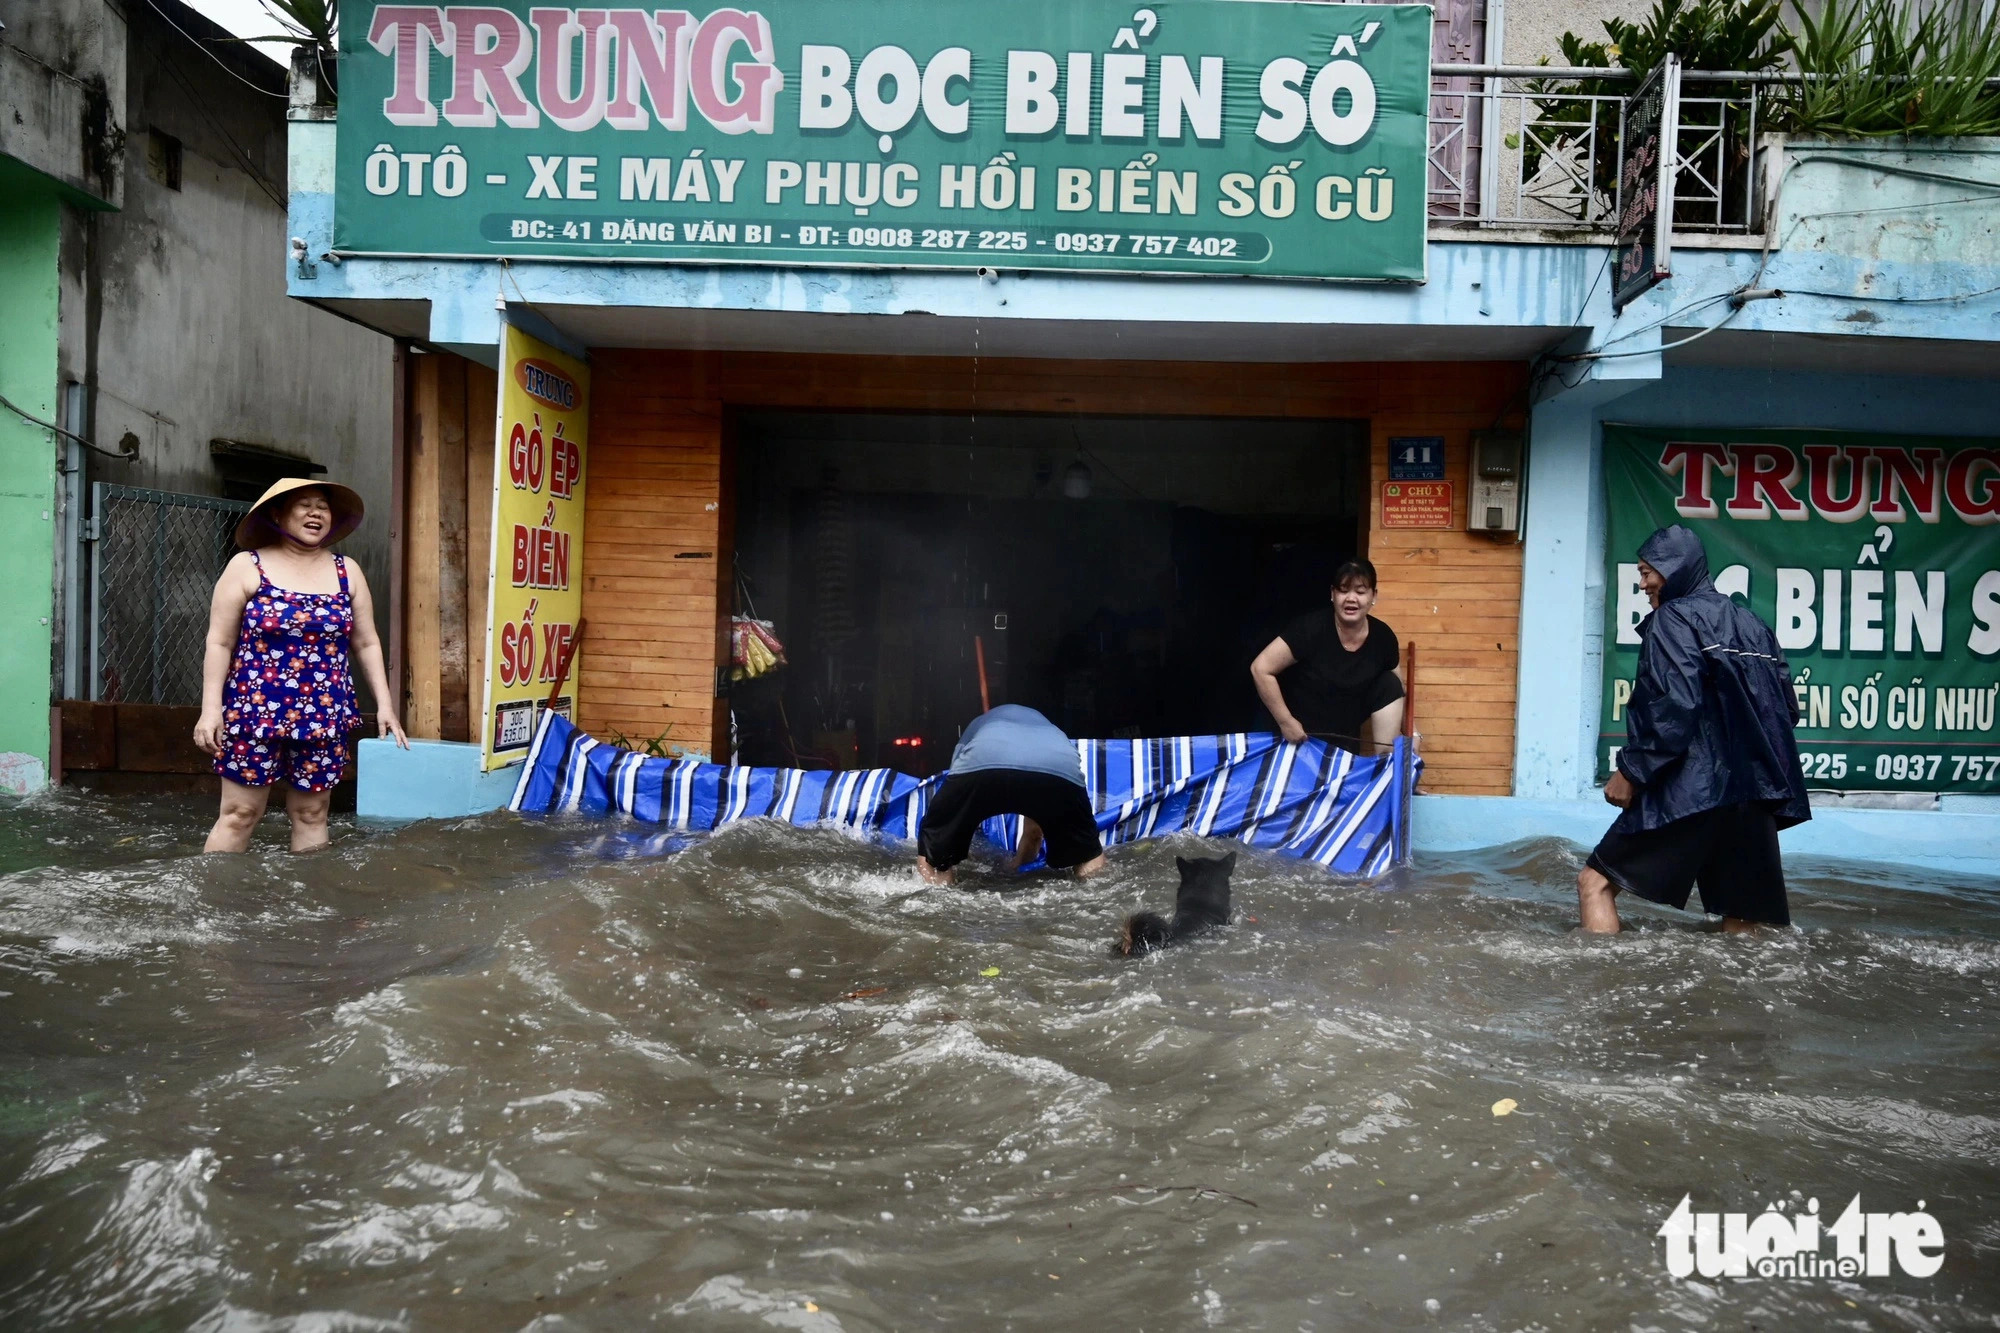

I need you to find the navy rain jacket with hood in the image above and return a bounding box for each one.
[1613,525,1812,834]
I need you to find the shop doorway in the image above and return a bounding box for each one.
[729,411,1368,771]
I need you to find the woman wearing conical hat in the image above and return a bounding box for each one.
[194,479,408,853]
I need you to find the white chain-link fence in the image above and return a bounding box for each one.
[90,483,248,705]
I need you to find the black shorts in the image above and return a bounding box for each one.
[918,769,1103,872]
[1298,672,1407,754]
[1587,802,1790,926]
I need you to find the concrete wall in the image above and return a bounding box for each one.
[0,0,125,207]
[0,0,398,788]
[1775,137,2000,269]
[68,0,395,640]
[1499,0,1654,65]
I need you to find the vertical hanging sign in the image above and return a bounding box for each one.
[1612,53,1680,312]
[481,322,590,770]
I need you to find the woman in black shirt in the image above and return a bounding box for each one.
[1249,558,1405,754]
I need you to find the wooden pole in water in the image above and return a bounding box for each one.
[975,634,991,713]
[547,618,588,712]
[1403,641,1417,739]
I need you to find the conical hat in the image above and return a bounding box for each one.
[234,477,365,550]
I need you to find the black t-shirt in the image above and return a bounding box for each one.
[1274,610,1403,747]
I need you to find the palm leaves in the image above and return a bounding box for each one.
[1781,0,2000,137]
[1517,0,1998,224]
[255,0,337,54]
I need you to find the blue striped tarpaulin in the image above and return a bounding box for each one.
[510,712,1417,876]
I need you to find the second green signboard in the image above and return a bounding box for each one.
[1599,425,2000,794]
[336,0,1431,281]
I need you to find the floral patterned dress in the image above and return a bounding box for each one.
[214,552,363,790]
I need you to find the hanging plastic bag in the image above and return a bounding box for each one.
[730,616,788,681]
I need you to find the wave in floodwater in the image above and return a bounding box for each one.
[0,788,1996,1331]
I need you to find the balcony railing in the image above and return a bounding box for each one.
[1428,65,1766,234]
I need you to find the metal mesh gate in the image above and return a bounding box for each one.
[90,484,249,704]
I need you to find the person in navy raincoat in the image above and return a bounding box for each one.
[1578,525,1811,933]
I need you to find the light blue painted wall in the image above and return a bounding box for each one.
[1415,794,2000,878]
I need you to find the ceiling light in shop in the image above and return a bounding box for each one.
[1062,459,1093,499]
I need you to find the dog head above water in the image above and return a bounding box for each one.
[1118,852,1236,956]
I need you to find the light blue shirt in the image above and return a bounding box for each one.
[950,705,1085,788]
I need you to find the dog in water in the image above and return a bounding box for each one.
[1119,852,1235,955]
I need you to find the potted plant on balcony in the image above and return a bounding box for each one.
[1521,0,1999,231]
[254,0,339,111]
[1781,0,2000,137]
[1519,0,1791,227]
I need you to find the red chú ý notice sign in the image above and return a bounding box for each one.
[1380,481,1455,528]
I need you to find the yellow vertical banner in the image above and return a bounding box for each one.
[480,322,589,770]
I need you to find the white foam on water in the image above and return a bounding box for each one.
[506,1089,611,1114]
[19,1131,107,1183]
[187,1303,411,1332]
[300,1197,511,1269]
[1042,988,1165,1031]
[612,1032,706,1073]
[1726,1091,2000,1163]
[73,1149,236,1317]
[669,1274,847,1329]
[1336,1093,1412,1146]
[330,987,456,1079]
[880,1023,1109,1098]
[1865,934,2000,977]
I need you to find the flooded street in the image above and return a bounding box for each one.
[0,790,1995,1331]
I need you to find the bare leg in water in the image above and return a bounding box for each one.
[205,778,271,854]
[1005,819,1107,879]
[1577,866,1764,934]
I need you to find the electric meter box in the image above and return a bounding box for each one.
[1468,431,1523,534]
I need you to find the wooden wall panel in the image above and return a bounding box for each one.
[1367,411,1524,795]
[404,355,445,740]
[404,350,481,743]
[465,362,498,740]
[581,354,727,758]
[434,364,470,743]
[573,351,1526,792]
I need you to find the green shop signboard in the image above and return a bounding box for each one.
[1599,425,2000,794]
[335,0,1430,280]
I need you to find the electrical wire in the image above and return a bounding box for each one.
[1568,246,1617,334]
[143,19,291,210]
[1562,305,1753,360]
[0,391,138,461]
[142,0,289,99]
[1523,245,1618,401]
[1781,281,2000,305]
[1585,290,1737,353]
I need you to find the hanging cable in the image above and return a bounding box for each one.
[141,0,289,99]
[1781,281,2000,305]
[0,391,137,461]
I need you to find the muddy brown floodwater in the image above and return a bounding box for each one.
[0,789,1996,1331]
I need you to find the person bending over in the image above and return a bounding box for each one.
[917,705,1107,885]
[1578,525,1810,934]
[1249,558,1405,755]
